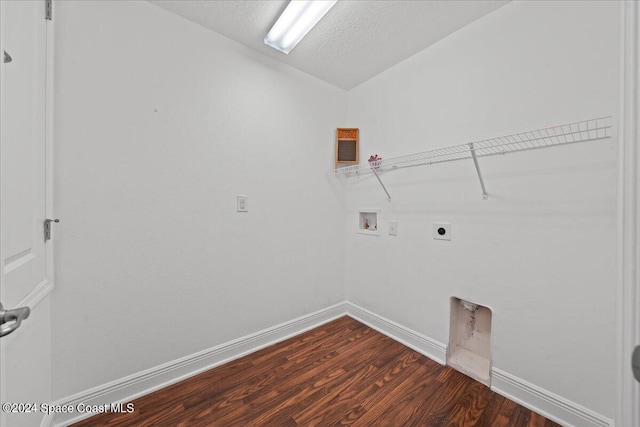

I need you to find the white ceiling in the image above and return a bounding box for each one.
[149,0,509,90]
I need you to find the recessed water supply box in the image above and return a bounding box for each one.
[447,297,492,386]
[357,209,380,235]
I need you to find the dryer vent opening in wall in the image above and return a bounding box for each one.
[447,297,492,386]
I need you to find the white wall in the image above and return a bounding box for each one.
[51,0,621,422]
[52,0,346,399]
[346,0,618,418]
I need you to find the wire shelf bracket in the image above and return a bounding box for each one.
[329,116,612,201]
[371,166,391,201]
[469,142,488,200]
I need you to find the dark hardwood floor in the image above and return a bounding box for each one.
[72,316,559,427]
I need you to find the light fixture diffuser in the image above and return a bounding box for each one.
[264,0,337,54]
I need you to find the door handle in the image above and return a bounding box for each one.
[0,302,30,337]
[633,346,640,383]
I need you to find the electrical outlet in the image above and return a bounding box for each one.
[237,195,248,212]
[388,220,398,236]
[433,222,451,240]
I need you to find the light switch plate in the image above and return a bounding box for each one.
[388,220,398,236]
[237,195,248,212]
[433,222,451,240]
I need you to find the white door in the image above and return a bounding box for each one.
[0,1,52,426]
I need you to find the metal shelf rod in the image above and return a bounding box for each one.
[371,167,391,201]
[469,142,488,200]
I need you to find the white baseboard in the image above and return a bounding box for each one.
[49,301,613,427]
[344,302,613,427]
[344,302,447,365]
[40,412,54,427]
[50,302,347,427]
[492,368,613,427]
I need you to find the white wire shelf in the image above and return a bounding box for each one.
[329,116,612,200]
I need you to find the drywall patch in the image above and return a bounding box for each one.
[447,297,492,386]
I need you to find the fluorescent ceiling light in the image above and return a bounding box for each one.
[264,1,338,54]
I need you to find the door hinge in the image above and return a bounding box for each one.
[45,0,52,21]
[44,218,59,241]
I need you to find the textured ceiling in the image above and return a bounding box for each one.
[149,0,509,90]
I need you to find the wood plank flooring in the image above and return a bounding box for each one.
[72,316,560,427]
